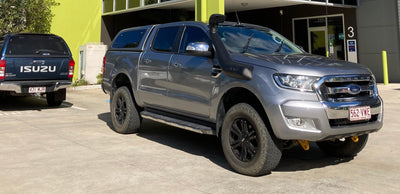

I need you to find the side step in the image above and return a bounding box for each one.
[140,111,216,135]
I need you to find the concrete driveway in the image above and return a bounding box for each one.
[0,84,399,193]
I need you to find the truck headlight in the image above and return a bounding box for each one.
[274,74,320,92]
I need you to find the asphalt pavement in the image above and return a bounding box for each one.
[0,84,399,193]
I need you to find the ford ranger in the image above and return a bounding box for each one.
[102,14,383,176]
[0,33,75,106]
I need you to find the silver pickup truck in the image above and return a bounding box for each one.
[102,15,383,176]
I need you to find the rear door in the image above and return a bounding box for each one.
[3,35,71,81]
[138,25,182,109]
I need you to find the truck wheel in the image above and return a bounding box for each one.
[46,89,66,106]
[110,86,141,134]
[221,103,282,176]
[317,134,369,157]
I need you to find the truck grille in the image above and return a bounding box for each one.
[315,75,380,128]
[315,75,376,103]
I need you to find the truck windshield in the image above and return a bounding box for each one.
[5,35,69,56]
[217,25,304,55]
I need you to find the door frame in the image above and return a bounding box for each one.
[292,14,347,60]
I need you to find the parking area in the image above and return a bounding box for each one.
[0,84,399,193]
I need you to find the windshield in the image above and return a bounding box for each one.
[217,25,304,55]
[5,35,69,56]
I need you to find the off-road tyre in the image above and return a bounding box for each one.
[46,89,66,106]
[110,86,141,134]
[317,134,369,157]
[221,103,282,176]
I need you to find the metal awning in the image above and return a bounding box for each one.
[102,0,357,16]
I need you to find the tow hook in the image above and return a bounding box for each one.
[351,136,359,143]
[297,140,310,151]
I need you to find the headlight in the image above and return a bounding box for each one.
[274,74,320,92]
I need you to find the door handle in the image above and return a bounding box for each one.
[144,58,152,64]
[212,65,222,77]
[173,62,182,68]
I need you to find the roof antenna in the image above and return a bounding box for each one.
[235,11,241,25]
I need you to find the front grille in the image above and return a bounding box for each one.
[329,114,379,127]
[315,75,380,128]
[316,75,376,102]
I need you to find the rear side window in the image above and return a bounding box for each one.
[112,29,146,49]
[152,26,180,52]
[5,35,69,56]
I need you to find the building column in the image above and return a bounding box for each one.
[195,0,225,23]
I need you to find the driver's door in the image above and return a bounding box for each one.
[166,26,215,118]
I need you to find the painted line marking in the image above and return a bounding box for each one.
[71,106,87,111]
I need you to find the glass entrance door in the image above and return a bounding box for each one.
[309,27,327,56]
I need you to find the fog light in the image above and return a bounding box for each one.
[286,117,317,130]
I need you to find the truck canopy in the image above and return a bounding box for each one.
[1,34,72,81]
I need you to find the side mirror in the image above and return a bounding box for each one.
[186,42,213,58]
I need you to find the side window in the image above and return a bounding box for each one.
[112,29,146,49]
[179,26,210,54]
[152,26,180,52]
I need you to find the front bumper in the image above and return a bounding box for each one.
[265,73,384,142]
[271,97,383,141]
[0,80,72,93]
[262,82,384,142]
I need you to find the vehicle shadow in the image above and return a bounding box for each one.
[97,112,114,130]
[0,95,73,111]
[97,112,354,174]
[275,144,353,172]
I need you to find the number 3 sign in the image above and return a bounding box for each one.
[347,26,355,38]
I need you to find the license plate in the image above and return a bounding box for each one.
[28,87,46,93]
[349,106,371,121]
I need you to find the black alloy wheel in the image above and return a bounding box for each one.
[229,118,259,162]
[110,86,141,134]
[115,95,127,125]
[221,103,282,176]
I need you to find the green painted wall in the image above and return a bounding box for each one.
[195,0,224,23]
[129,0,140,8]
[104,0,113,13]
[51,0,102,81]
[116,0,125,11]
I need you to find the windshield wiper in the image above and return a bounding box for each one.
[242,33,254,53]
[35,49,54,55]
[34,49,65,55]
[274,40,284,53]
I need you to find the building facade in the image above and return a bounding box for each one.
[51,0,103,81]
[52,0,400,82]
